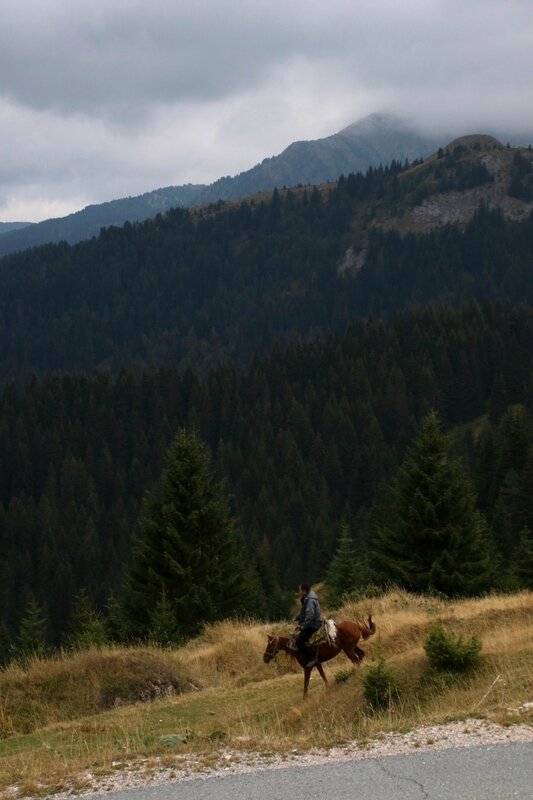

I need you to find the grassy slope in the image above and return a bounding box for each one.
[1,590,532,797]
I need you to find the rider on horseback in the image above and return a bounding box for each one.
[294,583,322,668]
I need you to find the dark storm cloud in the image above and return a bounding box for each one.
[1,0,532,220]
[1,1,323,117]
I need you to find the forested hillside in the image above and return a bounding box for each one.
[2,139,533,654]
[1,303,533,643]
[2,140,531,380]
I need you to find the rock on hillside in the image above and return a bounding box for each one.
[383,136,533,235]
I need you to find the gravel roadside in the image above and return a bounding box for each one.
[38,718,533,799]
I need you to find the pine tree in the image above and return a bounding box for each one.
[373,412,493,596]
[0,618,11,667]
[518,446,533,533]
[514,528,533,589]
[12,598,48,663]
[65,589,108,650]
[148,589,181,645]
[124,428,254,640]
[325,524,358,605]
[104,592,127,643]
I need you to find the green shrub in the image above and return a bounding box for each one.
[362,657,401,711]
[334,668,353,684]
[424,623,482,672]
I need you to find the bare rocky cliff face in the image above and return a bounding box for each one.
[387,137,533,234]
[338,136,533,275]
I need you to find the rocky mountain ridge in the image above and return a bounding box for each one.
[0,113,440,257]
[384,135,533,235]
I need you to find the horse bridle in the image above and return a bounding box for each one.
[263,635,279,662]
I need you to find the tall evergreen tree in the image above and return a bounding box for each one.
[0,618,11,667]
[104,592,128,643]
[325,524,359,606]
[514,528,533,589]
[124,428,254,640]
[148,589,181,645]
[373,412,493,596]
[65,589,108,650]
[12,598,47,663]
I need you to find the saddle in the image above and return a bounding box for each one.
[288,618,338,650]
[311,618,338,647]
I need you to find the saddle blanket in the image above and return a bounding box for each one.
[311,618,338,646]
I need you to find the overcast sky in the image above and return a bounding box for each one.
[1,0,532,222]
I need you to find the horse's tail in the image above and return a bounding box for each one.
[360,615,376,639]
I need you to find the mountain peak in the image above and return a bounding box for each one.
[338,112,410,138]
[444,133,504,150]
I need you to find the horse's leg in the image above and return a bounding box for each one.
[303,667,311,698]
[316,663,328,687]
[341,642,363,665]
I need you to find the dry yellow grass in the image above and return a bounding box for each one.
[1,589,532,798]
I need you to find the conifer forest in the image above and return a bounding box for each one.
[2,144,533,658]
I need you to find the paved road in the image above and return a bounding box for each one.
[95,742,533,800]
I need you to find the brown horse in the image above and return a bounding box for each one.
[263,617,376,697]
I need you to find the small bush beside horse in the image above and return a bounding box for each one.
[263,617,376,697]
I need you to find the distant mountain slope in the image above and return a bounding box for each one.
[1,136,533,379]
[0,184,203,256]
[0,221,32,236]
[191,113,441,205]
[0,113,441,257]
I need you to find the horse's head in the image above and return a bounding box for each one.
[263,634,279,663]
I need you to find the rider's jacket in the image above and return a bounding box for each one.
[297,590,321,630]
